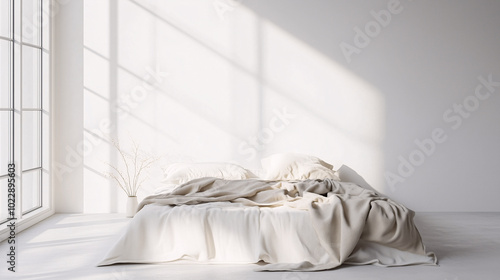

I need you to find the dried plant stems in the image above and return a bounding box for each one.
[106,139,156,197]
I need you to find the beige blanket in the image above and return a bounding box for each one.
[137,177,434,271]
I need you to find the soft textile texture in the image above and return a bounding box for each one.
[152,183,178,194]
[261,153,339,181]
[162,162,256,184]
[99,178,435,271]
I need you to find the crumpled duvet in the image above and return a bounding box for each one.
[99,178,436,271]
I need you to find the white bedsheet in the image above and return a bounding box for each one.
[99,196,435,269]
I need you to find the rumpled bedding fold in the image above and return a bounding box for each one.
[121,177,436,271]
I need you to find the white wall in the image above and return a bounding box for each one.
[242,0,500,212]
[54,0,500,213]
[53,0,84,213]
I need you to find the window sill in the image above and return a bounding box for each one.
[0,207,55,242]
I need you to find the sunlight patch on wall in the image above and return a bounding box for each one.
[82,0,387,213]
[259,19,385,190]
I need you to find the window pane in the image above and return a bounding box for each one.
[0,177,9,221]
[22,111,41,170]
[0,0,10,38]
[22,45,41,109]
[42,110,49,168]
[42,0,49,50]
[42,168,49,207]
[13,0,20,38]
[13,42,20,109]
[22,0,41,46]
[22,169,41,213]
[0,39,11,108]
[0,112,10,176]
[42,50,49,110]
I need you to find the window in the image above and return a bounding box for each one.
[0,0,50,229]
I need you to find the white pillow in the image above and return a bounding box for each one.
[153,183,179,194]
[162,162,256,185]
[261,153,339,181]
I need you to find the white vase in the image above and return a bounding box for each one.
[126,196,138,218]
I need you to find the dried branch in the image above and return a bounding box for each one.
[105,138,158,197]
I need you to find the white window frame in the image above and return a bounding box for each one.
[0,0,53,241]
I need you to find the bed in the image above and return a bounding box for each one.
[98,153,437,271]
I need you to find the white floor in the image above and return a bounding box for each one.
[0,212,499,280]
